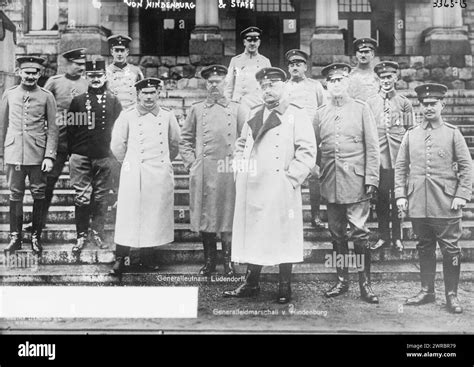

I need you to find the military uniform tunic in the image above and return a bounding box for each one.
[395,120,472,219]
[44,74,88,153]
[0,84,58,165]
[224,52,271,108]
[179,96,246,233]
[348,67,379,102]
[106,63,144,110]
[286,77,325,121]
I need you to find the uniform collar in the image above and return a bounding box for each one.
[205,95,229,108]
[265,98,289,115]
[113,62,128,69]
[244,50,260,58]
[65,73,81,81]
[421,118,444,130]
[137,103,160,116]
[380,89,396,99]
[290,76,306,83]
[20,84,38,92]
[331,94,350,107]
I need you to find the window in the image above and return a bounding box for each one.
[256,0,295,12]
[338,0,371,13]
[29,0,59,31]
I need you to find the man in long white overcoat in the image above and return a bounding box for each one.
[110,78,180,276]
[223,67,316,304]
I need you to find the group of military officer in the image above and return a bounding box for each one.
[0,26,472,314]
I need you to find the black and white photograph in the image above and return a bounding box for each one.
[0,0,473,358]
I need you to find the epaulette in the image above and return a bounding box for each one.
[354,99,367,106]
[5,85,19,93]
[234,54,243,59]
[317,104,327,110]
[251,103,264,110]
[192,100,204,105]
[39,87,54,96]
[161,106,171,111]
[289,102,304,109]
[49,74,64,80]
[444,122,457,129]
[407,124,418,131]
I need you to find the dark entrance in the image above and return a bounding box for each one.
[139,7,195,55]
[338,0,395,55]
[235,0,300,68]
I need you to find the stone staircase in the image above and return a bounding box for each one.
[1,88,474,284]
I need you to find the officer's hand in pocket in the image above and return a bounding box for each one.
[451,197,466,211]
[396,198,408,212]
[365,184,377,196]
[41,158,54,173]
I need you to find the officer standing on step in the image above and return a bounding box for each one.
[285,49,326,230]
[395,83,472,314]
[223,67,316,304]
[224,27,271,110]
[180,65,247,277]
[0,56,58,255]
[348,38,379,102]
[367,61,414,252]
[315,63,380,304]
[110,78,180,276]
[39,48,88,229]
[67,60,122,254]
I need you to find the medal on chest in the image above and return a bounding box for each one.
[85,92,107,130]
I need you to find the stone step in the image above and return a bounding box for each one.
[1,221,473,242]
[1,240,474,265]
[1,262,473,284]
[2,203,474,224]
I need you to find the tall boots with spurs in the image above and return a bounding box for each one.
[5,200,23,254]
[221,232,235,276]
[354,240,379,304]
[72,205,90,254]
[223,264,262,298]
[278,263,292,304]
[443,253,462,314]
[91,200,109,249]
[406,248,436,306]
[325,240,349,298]
[30,199,45,254]
[199,232,217,276]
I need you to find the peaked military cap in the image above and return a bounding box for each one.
[107,34,132,49]
[285,49,309,63]
[16,56,46,70]
[255,67,287,83]
[61,48,86,64]
[374,61,399,76]
[415,83,448,102]
[85,60,106,73]
[353,37,377,52]
[135,78,163,90]
[240,26,262,39]
[321,63,352,80]
[200,64,228,79]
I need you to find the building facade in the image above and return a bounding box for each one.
[0,0,473,91]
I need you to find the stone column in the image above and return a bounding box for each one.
[0,11,17,96]
[59,0,109,71]
[423,5,470,55]
[311,0,344,61]
[189,0,223,65]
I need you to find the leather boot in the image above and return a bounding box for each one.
[31,199,45,255]
[325,240,349,298]
[277,263,292,304]
[5,200,23,253]
[110,244,129,277]
[91,201,108,249]
[221,239,235,276]
[223,264,262,297]
[356,244,379,304]
[199,232,217,276]
[443,254,462,314]
[406,248,436,305]
[72,205,90,254]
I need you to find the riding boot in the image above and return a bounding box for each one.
[223,264,262,297]
[325,240,349,297]
[199,232,217,276]
[31,199,45,255]
[91,200,109,249]
[406,248,436,305]
[277,263,292,304]
[355,242,379,304]
[72,205,90,254]
[221,239,235,276]
[443,254,462,314]
[5,200,23,253]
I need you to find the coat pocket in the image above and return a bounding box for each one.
[35,136,46,148]
[443,181,457,197]
[4,136,14,147]
[406,182,415,197]
[353,165,365,177]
